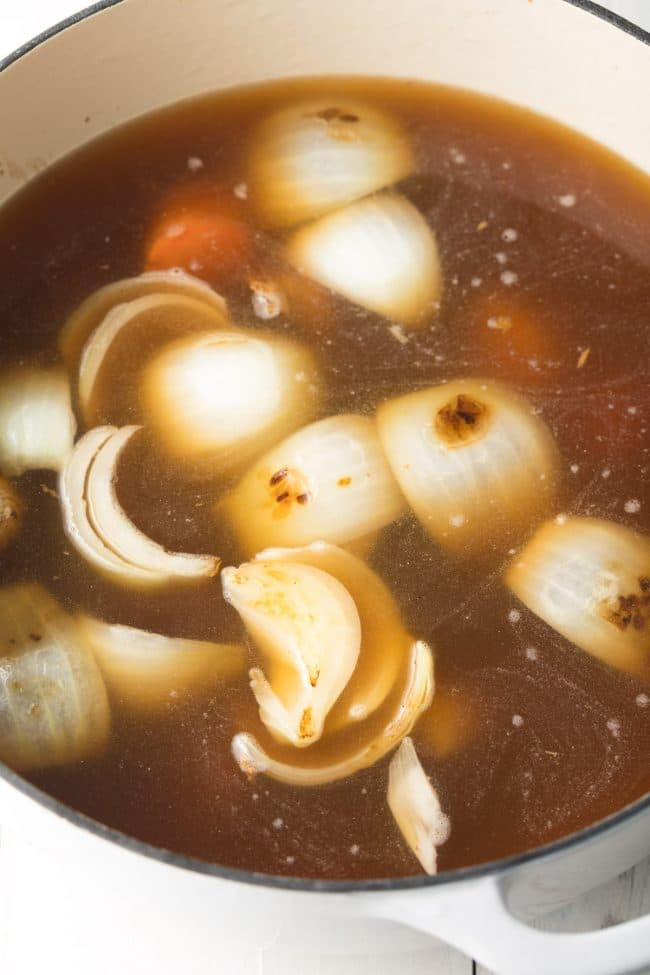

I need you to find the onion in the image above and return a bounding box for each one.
[141,330,320,470]
[377,379,560,555]
[248,99,413,227]
[77,615,245,713]
[256,542,415,730]
[506,517,650,675]
[78,291,230,428]
[222,414,405,555]
[58,269,227,376]
[286,193,442,327]
[0,584,110,771]
[231,638,434,787]
[0,367,76,476]
[222,559,361,747]
[0,476,24,553]
[387,736,450,875]
[60,425,220,587]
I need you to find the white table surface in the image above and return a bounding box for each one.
[1,2,649,973]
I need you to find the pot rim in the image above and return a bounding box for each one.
[0,0,648,894]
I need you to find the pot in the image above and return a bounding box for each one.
[0,2,648,973]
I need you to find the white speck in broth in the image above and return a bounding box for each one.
[624,499,641,514]
[525,647,538,661]
[512,714,524,728]
[471,276,482,287]
[557,193,577,208]
[500,270,518,286]
[508,609,522,624]
[627,406,638,416]
[388,323,409,345]
[606,718,621,739]
[350,844,360,855]
[502,228,518,242]
[450,513,466,528]
[187,155,204,172]
[570,463,579,474]
[601,468,612,479]
[234,181,248,199]
[495,251,508,265]
[272,817,284,830]
[449,147,466,164]
[636,694,649,708]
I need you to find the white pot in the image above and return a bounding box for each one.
[0,2,648,973]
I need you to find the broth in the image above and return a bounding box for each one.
[0,77,648,880]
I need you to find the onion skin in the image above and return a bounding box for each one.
[248,99,413,228]
[286,193,442,327]
[222,414,406,556]
[0,584,110,771]
[58,269,227,378]
[377,378,561,556]
[506,517,650,676]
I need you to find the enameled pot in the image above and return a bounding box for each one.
[0,2,648,972]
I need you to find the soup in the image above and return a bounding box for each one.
[0,78,648,881]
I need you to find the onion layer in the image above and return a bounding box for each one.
[387,736,450,875]
[377,378,560,555]
[231,638,434,787]
[286,193,442,327]
[78,615,245,713]
[141,330,320,470]
[60,425,220,587]
[248,99,413,227]
[506,517,650,675]
[222,414,405,555]
[0,584,110,771]
[222,559,361,747]
[78,291,230,428]
[0,367,76,477]
[58,269,227,377]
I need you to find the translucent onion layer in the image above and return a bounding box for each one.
[222,559,361,746]
[60,425,220,587]
[0,584,110,771]
[248,98,413,227]
[78,291,230,427]
[141,330,320,470]
[0,367,76,477]
[286,193,442,327]
[506,517,650,675]
[222,413,406,555]
[58,268,227,376]
[78,615,245,713]
[231,638,434,787]
[377,378,560,555]
[387,736,450,875]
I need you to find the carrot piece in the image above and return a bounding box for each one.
[145,183,252,286]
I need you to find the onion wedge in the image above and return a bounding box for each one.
[58,269,227,376]
[377,378,560,556]
[506,517,650,675]
[141,330,320,470]
[0,584,110,771]
[248,98,413,227]
[222,414,405,555]
[60,426,220,586]
[387,736,450,875]
[78,615,245,713]
[222,559,361,747]
[0,367,76,477]
[231,638,434,787]
[78,291,230,427]
[286,193,441,327]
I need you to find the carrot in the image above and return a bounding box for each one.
[145,183,252,286]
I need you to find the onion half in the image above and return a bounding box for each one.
[506,517,650,675]
[377,379,560,555]
[78,291,230,427]
[248,99,413,227]
[60,425,220,587]
[58,269,227,376]
[0,367,76,477]
[286,193,442,327]
[231,638,434,787]
[222,414,405,555]
[141,330,320,470]
[0,584,110,771]
[78,615,245,713]
[387,736,450,875]
[222,559,361,747]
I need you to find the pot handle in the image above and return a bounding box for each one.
[371,875,650,975]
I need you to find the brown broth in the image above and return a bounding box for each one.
[0,77,649,880]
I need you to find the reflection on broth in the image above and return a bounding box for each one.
[0,77,648,881]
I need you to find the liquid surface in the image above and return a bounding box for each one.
[0,78,649,880]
